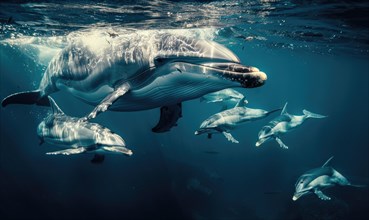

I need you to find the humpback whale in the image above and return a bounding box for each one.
[293,156,365,201]
[195,98,280,143]
[37,97,132,162]
[2,31,267,132]
[256,103,326,149]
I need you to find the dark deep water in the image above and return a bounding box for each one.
[0,1,368,220]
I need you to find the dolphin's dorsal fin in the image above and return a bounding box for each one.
[281,102,288,115]
[236,97,247,107]
[322,156,334,167]
[48,97,64,115]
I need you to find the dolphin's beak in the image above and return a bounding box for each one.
[256,138,267,147]
[292,193,302,201]
[194,130,207,135]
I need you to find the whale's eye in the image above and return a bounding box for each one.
[155,57,165,65]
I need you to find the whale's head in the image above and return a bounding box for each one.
[153,37,267,89]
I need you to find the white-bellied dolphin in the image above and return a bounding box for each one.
[195,98,280,143]
[37,97,133,163]
[2,31,267,132]
[200,88,247,110]
[256,102,326,149]
[293,156,366,201]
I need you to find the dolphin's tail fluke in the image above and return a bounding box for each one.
[303,109,327,119]
[1,90,50,107]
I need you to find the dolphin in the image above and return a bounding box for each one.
[2,31,267,132]
[37,97,133,162]
[200,88,248,110]
[293,156,366,201]
[256,102,326,149]
[195,98,280,143]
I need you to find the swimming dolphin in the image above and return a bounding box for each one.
[200,88,248,110]
[256,102,326,149]
[37,97,133,162]
[195,98,280,143]
[293,156,365,201]
[2,31,267,132]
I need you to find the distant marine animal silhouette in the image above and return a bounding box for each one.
[37,97,132,163]
[256,103,326,149]
[2,31,267,133]
[293,156,366,201]
[195,98,280,143]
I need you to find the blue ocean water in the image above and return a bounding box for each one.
[0,1,368,220]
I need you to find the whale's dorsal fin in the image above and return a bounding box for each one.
[322,156,334,167]
[281,102,288,115]
[48,97,64,115]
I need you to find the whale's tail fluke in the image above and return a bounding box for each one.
[1,90,50,107]
[303,109,327,119]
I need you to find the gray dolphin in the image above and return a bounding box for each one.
[37,97,132,162]
[195,98,280,143]
[256,102,326,149]
[293,156,365,201]
[200,88,248,110]
[2,31,267,132]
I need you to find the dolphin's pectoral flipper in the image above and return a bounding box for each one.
[207,133,212,139]
[1,90,50,107]
[91,154,105,164]
[83,82,131,121]
[152,103,182,133]
[102,146,133,156]
[46,147,86,155]
[314,189,331,200]
[275,137,288,149]
[222,132,239,143]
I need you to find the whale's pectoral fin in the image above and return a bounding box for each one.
[152,103,182,133]
[207,133,212,139]
[222,132,239,144]
[314,189,331,200]
[275,137,288,149]
[90,154,105,164]
[46,147,86,155]
[102,146,133,156]
[82,82,131,121]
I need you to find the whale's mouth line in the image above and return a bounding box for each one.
[175,61,267,88]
